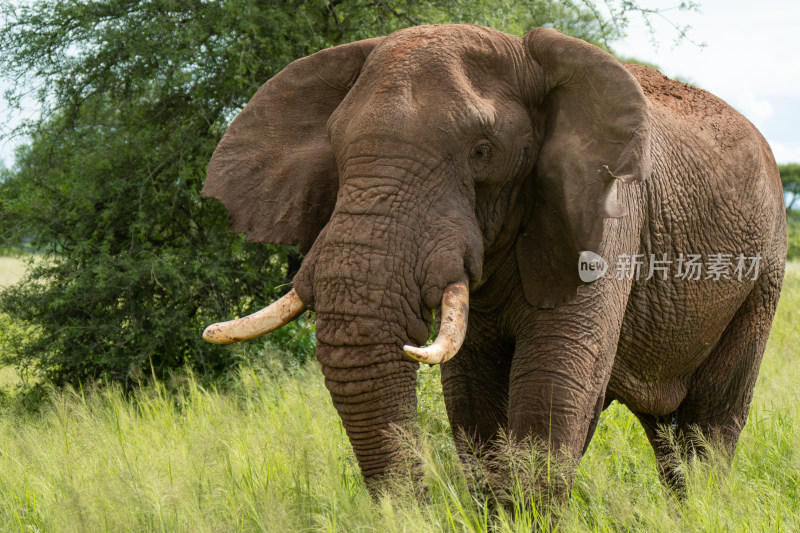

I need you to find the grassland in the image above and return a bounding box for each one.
[0,256,31,391]
[0,256,30,289]
[0,258,798,532]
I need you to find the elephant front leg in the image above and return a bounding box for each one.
[440,311,513,497]
[505,325,616,509]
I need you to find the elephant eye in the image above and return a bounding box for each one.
[470,142,494,178]
[471,142,492,161]
[469,140,494,180]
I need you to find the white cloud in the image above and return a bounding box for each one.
[613,2,800,165]
[734,93,774,131]
[769,141,800,165]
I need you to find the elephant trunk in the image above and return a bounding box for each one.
[290,155,479,487]
[305,225,427,486]
[316,341,419,483]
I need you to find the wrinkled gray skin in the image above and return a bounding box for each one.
[203,25,787,501]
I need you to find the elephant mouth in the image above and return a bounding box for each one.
[402,277,469,364]
[201,278,470,366]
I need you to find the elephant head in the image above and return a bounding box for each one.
[202,25,650,487]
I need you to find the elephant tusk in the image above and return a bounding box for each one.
[202,289,305,344]
[404,278,469,365]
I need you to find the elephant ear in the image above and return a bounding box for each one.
[202,38,384,254]
[516,28,651,308]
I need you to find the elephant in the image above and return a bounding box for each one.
[200,24,787,504]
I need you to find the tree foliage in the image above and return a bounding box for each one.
[0,0,696,386]
[780,163,800,211]
[780,163,800,260]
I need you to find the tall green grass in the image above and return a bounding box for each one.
[0,262,798,531]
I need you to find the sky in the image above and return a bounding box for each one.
[611,0,800,164]
[1,1,798,166]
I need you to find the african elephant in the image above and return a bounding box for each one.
[201,24,787,502]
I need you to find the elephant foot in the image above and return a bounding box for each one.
[455,431,573,528]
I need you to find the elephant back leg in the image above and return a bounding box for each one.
[637,269,783,495]
[630,410,688,496]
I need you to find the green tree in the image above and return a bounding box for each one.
[0,0,697,386]
[780,163,800,260]
[780,163,800,211]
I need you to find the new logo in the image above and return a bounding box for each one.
[578,251,608,282]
